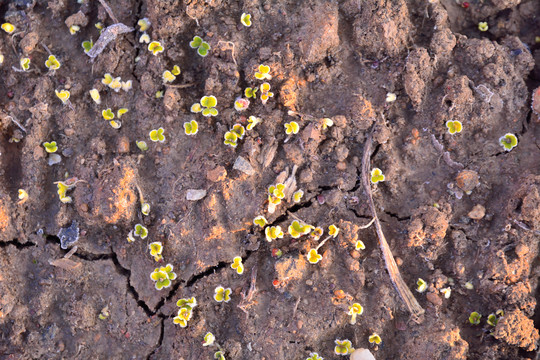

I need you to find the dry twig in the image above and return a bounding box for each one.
[238,266,258,318]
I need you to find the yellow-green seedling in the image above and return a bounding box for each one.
[370,168,385,184]
[307,248,322,264]
[203,332,215,346]
[368,333,382,345]
[240,13,252,27]
[45,55,61,70]
[150,264,177,290]
[95,22,104,30]
[141,202,151,216]
[288,220,314,238]
[43,141,58,153]
[223,131,238,148]
[284,121,299,135]
[355,240,365,250]
[81,39,93,53]
[176,296,197,309]
[244,87,258,99]
[214,351,225,360]
[269,183,285,199]
[322,118,333,130]
[192,95,218,116]
[184,120,198,135]
[121,80,132,92]
[386,92,397,102]
[148,41,164,55]
[18,189,28,204]
[247,116,261,130]
[234,97,250,112]
[446,120,463,135]
[117,108,128,118]
[440,287,451,299]
[98,306,109,320]
[487,313,498,326]
[469,311,481,325]
[231,124,245,139]
[69,25,80,35]
[293,189,304,203]
[231,256,244,275]
[20,57,30,71]
[89,89,101,104]
[348,303,363,324]
[56,180,79,203]
[265,225,284,242]
[139,33,150,44]
[55,89,70,104]
[138,18,151,32]
[255,64,271,80]
[416,278,427,293]
[260,82,274,104]
[134,223,148,239]
[328,224,340,238]
[478,22,488,32]
[136,140,149,151]
[102,108,114,120]
[171,65,181,76]
[127,230,136,242]
[162,70,176,84]
[149,241,163,262]
[253,215,268,228]
[306,353,323,360]
[214,286,231,303]
[109,120,121,129]
[189,36,211,57]
[464,281,474,290]
[149,128,166,142]
[173,306,193,327]
[110,77,123,92]
[334,339,353,356]
[102,73,113,86]
[499,133,518,151]
[310,227,323,241]
[1,23,15,34]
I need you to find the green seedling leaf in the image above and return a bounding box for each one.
[20,57,30,71]
[224,131,238,148]
[231,256,244,274]
[190,36,203,49]
[134,223,148,239]
[136,140,148,151]
[416,278,427,293]
[102,108,114,120]
[306,353,323,360]
[247,116,261,130]
[171,65,181,76]
[368,333,382,345]
[499,133,518,151]
[117,108,128,118]
[197,42,210,57]
[203,332,215,346]
[284,121,299,135]
[240,13,252,27]
[370,168,385,184]
[265,225,284,242]
[89,88,101,104]
[293,189,304,203]
[255,64,271,80]
[184,120,199,135]
[149,127,166,142]
[148,41,164,56]
[307,248,322,264]
[150,264,176,290]
[244,87,258,98]
[45,55,61,70]
[162,70,176,83]
[141,202,150,215]
[328,224,339,238]
[253,215,267,228]
[231,124,245,139]
[213,286,232,302]
[82,40,93,53]
[446,120,463,135]
[55,89,70,104]
[138,18,151,32]
[469,311,481,325]
[43,141,58,153]
[334,339,353,355]
[148,241,163,262]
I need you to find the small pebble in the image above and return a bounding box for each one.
[350,348,376,360]
[186,189,207,201]
[468,204,485,220]
[233,156,255,175]
[426,291,443,306]
[48,154,62,166]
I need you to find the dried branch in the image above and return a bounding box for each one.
[238,266,258,317]
[85,23,134,59]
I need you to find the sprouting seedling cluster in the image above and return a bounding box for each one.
[163,65,181,84]
[102,73,132,92]
[102,108,128,129]
[55,177,85,204]
[184,120,199,135]
[174,297,197,327]
[288,220,314,238]
[148,241,163,262]
[190,36,211,57]
[150,264,177,290]
[43,141,58,153]
[192,95,219,117]
[128,223,148,242]
[370,168,385,184]
[45,55,61,70]
[348,303,363,324]
[223,124,246,148]
[307,224,340,264]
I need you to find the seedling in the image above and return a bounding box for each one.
[148,41,164,55]
[155,90,163,98]
[163,70,176,83]
[231,124,245,139]
[478,22,488,32]
[55,178,84,204]
[43,141,58,153]
[122,80,132,92]
[271,248,283,258]
[440,287,451,299]
[260,82,274,104]
[118,108,128,118]
[499,133,518,151]
[223,131,238,148]
[127,231,136,242]
[189,36,211,57]
[234,97,250,112]
[288,220,313,238]
[240,13,252,27]
[446,120,463,135]
[265,225,284,242]
[55,90,70,104]
[102,73,113,85]
[184,120,199,135]
[149,128,166,142]
[69,25,80,35]
[214,286,232,303]
[255,65,271,80]
[173,306,193,327]
[469,311,481,325]
[307,248,322,264]
[293,189,304,203]
[322,118,333,130]
[355,240,365,250]
[269,183,285,199]
[284,121,299,135]
[134,223,148,239]
[328,224,339,238]
[141,202,151,215]
[20,57,30,71]
[1,23,15,33]
[244,87,258,99]
[368,333,382,345]
[193,96,218,116]
[334,339,353,355]
[386,92,397,102]
[176,297,197,309]
[89,89,101,104]
[95,22,104,30]
[172,65,181,75]
[82,40,93,53]
[150,264,177,290]
[18,189,28,204]
[416,278,427,293]
[203,332,215,346]
[139,33,150,43]
[149,241,163,262]
[138,18,151,32]
[370,168,385,184]
[464,281,474,290]
[348,303,363,324]
[306,353,323,360]
[136,141,149,151]
[310,227,323,241]
[45,55,61,70]
[98,306,109,320]
[102,108,114,120]
[487,313,497,326]
[253,215,268,228]
[247,116,261,130]
[214,351,225,360]
[231,256,244,275]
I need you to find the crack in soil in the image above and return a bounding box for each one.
[145,316,164,360]
[382,210,411,222]
[0,238,36,249]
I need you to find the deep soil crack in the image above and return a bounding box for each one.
[0,238,35,249]
[145,316,164,360]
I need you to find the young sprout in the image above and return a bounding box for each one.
[284,121,299,135]
[109,120,121,129]
[89,89,101,104]
[95,22,104,30]
[464,281,474,290]
[307,248,322,264]
[134,223,148,239]
[162,70,176,83]
[269,183,285,199]
[253,215,268,228]
[265,225,284,242]
[136,140,149,151]
[231,124,245,139]
[171,65,181,75]
[149,128,166,142]
[110,77,123,92]
[440,287,451,299]
[234,97,250,112]
[149,241,163,262]
[288,220,313,238]
[247,116,261,130]
[214,351,225,360]
[148,41,164,55]
[328,224,339,238]
[139,33,150,43]
[446,120,463,135]
[416,278,427,293]
[348,303,364,324]
[55,179,81,203]
[117,108,128,118]
[487,313,498,326]
[138,18,151,32]
[150,264,177,290]
[260,82,274,104]
[173,306,193,327]
[190,36,211,57]
[55,90,70,104]
[201,96,218,116]
[43,141,58,153]
[310,227,323,241]
[240,13,252,27]
[322,118,333,130]
[20,57,30,71]
[223,131,238,148]
[499,133,518,151]
[1,23,15,34]
[306,353,323,360]
[334,339,353,356]
[293,190,304,203]
[255,65,271,80]
[176,297,198,309]
[478,22,488,32]
[469,311,481,325]
[102,73,113,86]
[368,333,382,345]
[82,40,93,53]
[69,25,80,35]
[231,256,244,275]
[141,202,151,215]
[45,55,61,70]
[184,120,199,135]
[214,286,232,303]
[355,240,366,250]
[102,108,114,120]
[203,332,215,346]
[127,230,136,242]
[121,80,132,92]
[18,189,28,204]
[244,87,258,99]
[370,168,385,184]
[386,92,397,102]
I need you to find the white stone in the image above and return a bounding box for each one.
[350,348,376,360]
[186,189,207,201]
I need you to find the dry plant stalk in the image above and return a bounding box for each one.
[86,23,134,59]
[362,131,425,323]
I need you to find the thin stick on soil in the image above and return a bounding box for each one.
[98,0,119,23]
[362,130,425,323]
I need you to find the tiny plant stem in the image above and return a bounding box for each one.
[350,313,357,325]
[41,42,53,55]
[358,217,376,229]
[98,0,119,23]
[135,184,145,204]
[362,128,425,323]
[6,115,26,132]
[315,235,332,251]
[217,41,237,66]
[165,83,195,88]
